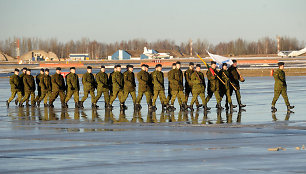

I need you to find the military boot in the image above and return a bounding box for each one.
[151,105,157,111]
[196,104,203,109]
[216,103,224,110]
[26,103,31,107]
[148,104,153,110]
[18,103,24,107]
[49,103,54,108]
[75,102,79,108]
[15,99,18,105]
[31,103,36,108]
[122,103,127,110]
[120,103,125,110]
[229,103,237,110]
[271,106,277,112]
[287,105,294,111]
[239,103,246,108]
[44,103,49,107]
[61,103,67,108]
[188,105,194,112]
[167,105,175,112]
[203,105,211,111]
[78,101,84,108]
[6,100,9,108]
[37,101,41,107]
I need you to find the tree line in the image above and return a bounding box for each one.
[0,36,304,59]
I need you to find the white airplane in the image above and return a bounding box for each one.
[278,47,306,57]
[143,47,170,59]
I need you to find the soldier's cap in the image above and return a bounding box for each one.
[156,64,162,68]
[14,68,19,72]
[126,64,134,69]
[70,67,76,70]
[87,66,92,69]
[115,64,121,68]
[176,61,181,65]
[189,62,194,66]
[232,59,237,63]
[172,63,176,66]
[222,63,228,67]
[56,67,61,70]
[145,64,149,68]
[141,64,146,67]
[211,61,217,65]
[45,68,49,72]
[278,62,285,66]
[101,65,105,68]
[40,68,45,72]
[196,64,201,68]
[22,67,27,71]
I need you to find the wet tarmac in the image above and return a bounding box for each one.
[1,77,306,173]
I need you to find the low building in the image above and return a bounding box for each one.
[69,53,90,61]
[108,50,131,60]
[20,50,59,61]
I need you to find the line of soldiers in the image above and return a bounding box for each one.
[7,60,249,112]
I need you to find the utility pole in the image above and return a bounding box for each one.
[16,39,20,62]
[277,36,280,53]
[189,39,193,57]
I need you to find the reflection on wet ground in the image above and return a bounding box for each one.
[1,77,306,173]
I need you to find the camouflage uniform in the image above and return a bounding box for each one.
[219,69,232,105]
[152,70,167,106]
[169,68,186,105]
[228,65,242,105]
[95,71,110,104]
[8,74,22,104]
[272,69,290,106]
[65,73,80,103]
[184,68,200,105]
[21,74,36,105]
[109,71,124,104]
[136,69,152,105]
[49,73,66,105]
[190,71,206,106]
[37,74,52,105]
[122,70,136,104]
[35,73,44,102]
[80,72,96,103]
[204,69,221,105]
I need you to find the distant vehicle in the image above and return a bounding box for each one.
[143,47,170,59]
[278,47,306,58]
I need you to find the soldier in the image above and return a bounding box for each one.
[95,65,110,108]
[166,63,177,103]
[109,66,116,97]
[188,64,209,111]
[79,66,97,108]
[228,59,246,108]
[37,68,52,107]
[271,62,294,111]
[20,69,36,107]
[122,65,136,108]
[219,63,237,110]
[184,62,202,109]
[109,65,125,110]
[204,61,223,109]
[65,67,80,108]
[49,67,66,108]
[6,68,22,108]
[136,64,152,110]
[168,61,187,111]
[35,68,45,103]
[16,67,27,105]
[151,64,168,110]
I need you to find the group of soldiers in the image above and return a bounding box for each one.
[6,60,293,112]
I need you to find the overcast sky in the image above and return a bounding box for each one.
[1,0,305,44]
